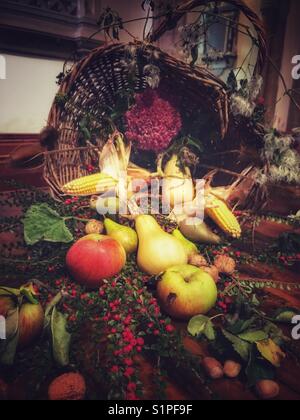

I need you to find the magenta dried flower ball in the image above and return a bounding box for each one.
[125,89,182,153]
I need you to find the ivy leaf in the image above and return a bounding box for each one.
[238,330,268,343]
[23,204,74,245]
[256,339,286,368]
[188,315,216,341]
[97,7,123,39]
[227,70,238,92]
[222,329,251,361]
[51,306,71,367]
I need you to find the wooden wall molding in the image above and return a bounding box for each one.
[0,0,104,59]
[0,133,40,142]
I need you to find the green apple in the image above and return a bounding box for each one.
[157,265,218,320]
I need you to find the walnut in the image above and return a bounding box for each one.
[85,219,104,235]
[202,265,220,283]
[188,253,208,268]
[214,255,236,275]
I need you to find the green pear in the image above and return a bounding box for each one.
[178,217,221,245]
[172,229,198,257]
[104,218,138,254]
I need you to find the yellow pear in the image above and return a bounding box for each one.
[104,218,138,254]
[135,215,187,275]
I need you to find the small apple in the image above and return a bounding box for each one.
[18,302,45,349]
[78,233,106,242]
[0,294,44,349]
[66,235,126,288]
[157,265,218,320]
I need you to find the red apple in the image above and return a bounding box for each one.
[18,303,44,349]
[66,236,126,288]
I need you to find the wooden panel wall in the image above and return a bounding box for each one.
[0,134,46,191]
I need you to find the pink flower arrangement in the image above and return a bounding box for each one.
[125,89,182,153]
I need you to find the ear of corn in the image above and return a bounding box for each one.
[63,173,118,196]
[127,165,152,180]
[205,196,241,238]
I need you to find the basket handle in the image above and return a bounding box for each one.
[148,0,267,75]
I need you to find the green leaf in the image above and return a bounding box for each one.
[23,204,74,245]
[204,321,216,341]
[0,287,20,297]
[256,339,285,367]
[187,315,216,341]
[264,321,285,343]
[188,315,209,336]
[222,329,251,361]
[238,330,268,343]
[185,135,204,153]
[251,294,260,307]
[246,348,275,387]
[226,317,256,335]
[44,292,63,330]
[0,308,19,365]
[20,285,39,305]
[273,307,299,324]
[51,307,71,367]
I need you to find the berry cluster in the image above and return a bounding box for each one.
[125,89,182,153]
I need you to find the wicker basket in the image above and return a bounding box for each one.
[44,0,267,200]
